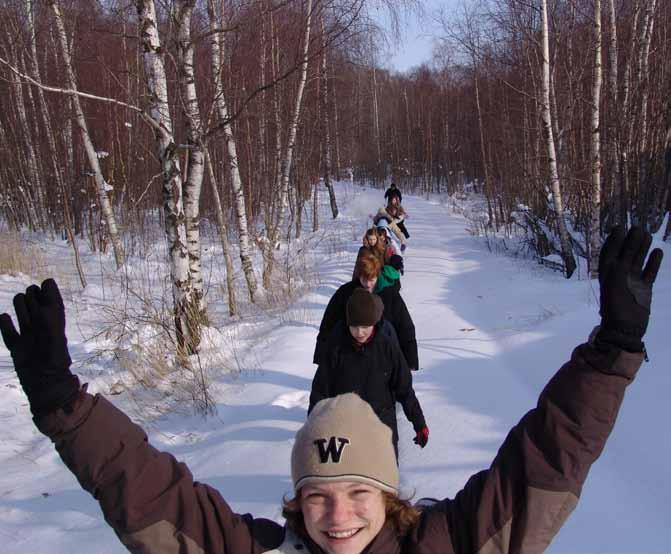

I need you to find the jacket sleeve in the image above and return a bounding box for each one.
[393,295,419,370]
[35,391,284,554]
[309,359,332,414]
[414,341,644,554]
[389,340,426,432]
[313,286,346,364]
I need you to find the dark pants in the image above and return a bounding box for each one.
[397,221,410,239]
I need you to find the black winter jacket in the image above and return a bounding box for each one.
[384,186,402,202]
[313,279,419,370]
[377,279,419,370]
[308,320,426,446]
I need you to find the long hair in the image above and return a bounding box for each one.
[361,227,386,267]
[282,491,421,538]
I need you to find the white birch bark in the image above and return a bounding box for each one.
[207,0,258,303]
[276,0,314,235]
[589,0,603,277]
[175,0,206,322]
[372,63,382,170]
[320,17,338,219]
[26,0,87,286]
[49,0,125,269]
[540,0,577,278]
[607,0,621,224]
[637,0,657,155]
[621,1,642,226]
[204,148,237,316]
[135,0,197,354]
[7,44,43,231]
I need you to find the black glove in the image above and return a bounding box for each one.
[0,279,79,417]
[389,254,404,275]
[596,226,663,352]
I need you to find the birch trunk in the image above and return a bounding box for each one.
[332,80,341,180]
[637,0,657,156]
[207,0,258,303]
[135,0,198,354]
[607,0,621,224]
[372,63,382,175]
[621,1,642,227]
[204,148,237,316]
[473,59,494,229]
[320,17,338,219]
[262,5,283,289]
[276,0,313,235]
[175,0,206,324]
[264,0,313,287]
[26,0,87,286]
[540,0,576,278]
[589,0,603,278]
[7,45,43,231]
[49,0,125,269]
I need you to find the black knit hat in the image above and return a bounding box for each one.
[346,289,384,326]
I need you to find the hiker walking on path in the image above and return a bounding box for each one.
[309,288,428,458]
[315,251,419,371]
[384,182,402,203]
[374,193,409,249]
[0,225,662,554]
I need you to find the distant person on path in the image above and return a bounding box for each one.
[308,288,428,458]
[374,193,409,248]
[315,251,418,371]
[0,226,663,554]
[384,182,402,203]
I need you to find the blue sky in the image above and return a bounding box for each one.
[378,0,457,73]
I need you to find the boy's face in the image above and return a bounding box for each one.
[301,481,386,554]
[349,325,374,344]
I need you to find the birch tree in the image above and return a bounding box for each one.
[49,0,125,270]
[320,17,339,219]
[264,0,314,288]
[175,0,206,324]
[207,0,259,303]
[135,0,199,354]
[540,0,576,278]
[606,0,621,225]
[276,0,314,234]
[589,0,603,277]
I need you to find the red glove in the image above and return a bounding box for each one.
[413,426,429,448]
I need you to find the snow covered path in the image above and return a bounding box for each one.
[0,187,669,553]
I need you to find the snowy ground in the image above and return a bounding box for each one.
[0,185,669,553]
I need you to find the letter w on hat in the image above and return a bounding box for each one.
[314,437,350,463]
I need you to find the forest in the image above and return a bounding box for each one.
[0,0,669,355]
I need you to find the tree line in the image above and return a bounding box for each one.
[0,0,668,357]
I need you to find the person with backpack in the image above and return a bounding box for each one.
[0,226,663,554]
[308,288,428,458]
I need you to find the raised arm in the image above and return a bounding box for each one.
[0,280,284,554]
[416,227,663,553]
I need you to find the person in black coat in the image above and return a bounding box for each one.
[313,251,419,371]
[308,288,428,458]
[384,182,402,203]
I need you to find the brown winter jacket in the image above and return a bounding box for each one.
[35,340,643,554]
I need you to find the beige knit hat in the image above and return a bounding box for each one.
[292,393,399,494]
